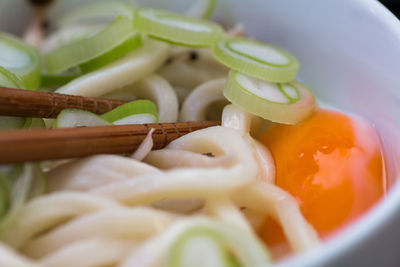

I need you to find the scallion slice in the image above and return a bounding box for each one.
[54,109,111,128]
[44,16,139,74]
[0,164,44,233]
[224,71,315,124]
[79,32,142,73]
[186,0,217,19]
[40,72,80,89]
[169,228,236,267]
[0,66,25,89]
[134,9,223,47]
[168,220,270,267]
[0,33,41,90]
[23,118,46,129]
[101,100,159,125]
[57,1,135,27]
[214,37,299,83]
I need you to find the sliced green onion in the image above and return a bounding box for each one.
[224,71,315,124]
[101,100,158,125]
[214,37,299,83]
[168,219,270,267]
[58,1,135,27]
[0,175,10,219]
[0,66,25,89]
[23,118,46,129]
[134,9,223,47]
[40,71,80,89]
[186,0,217,19]
[41,24,107,55]
[0,164,44,233]
[169,228,237,267]
[0,117,26,131]
[54,109,111,128]
[0,33,41,90]
[79,32,142,73]
[44,16,138,74]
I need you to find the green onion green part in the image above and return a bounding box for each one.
[214,37,299,83]
[54,109,111,128]
[79,32,142,73]
[44,16,139,74]
[0,33,41,90]
[134,8,224,47]
[101,99,159,125]
[224,71,315,124]
[40,71,80,89]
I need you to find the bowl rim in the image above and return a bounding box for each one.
[271,1,400,265]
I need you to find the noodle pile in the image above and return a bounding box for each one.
[0,12,320,267]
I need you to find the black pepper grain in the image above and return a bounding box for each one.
[188,51,199,61]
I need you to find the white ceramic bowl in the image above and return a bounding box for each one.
[2,0,400,266]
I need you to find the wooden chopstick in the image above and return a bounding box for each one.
[0,87,127,118]
[0,121,220,164]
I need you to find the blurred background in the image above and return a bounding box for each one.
[381,0,400,16]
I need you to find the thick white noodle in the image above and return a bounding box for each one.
[40,238,134,267]
[222,104,256,136]
[1,193,120,249]
[222,104,275,183]
[233,180,320,252]
[0,242,39,267]
[204,198,253,234]
[132,128,155,161]
[145,149,235,169]
[22,208,179,259]
[103,74,179,122]
[56,39,170,97]
[93,126,258,205]
[46,155,160,192]
[152,198,205,214]
[179,78,228,122]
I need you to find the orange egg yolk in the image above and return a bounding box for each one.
[258,109,385,259]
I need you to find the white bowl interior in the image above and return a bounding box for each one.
[2,0,400,266]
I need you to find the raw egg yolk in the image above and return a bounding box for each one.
[258,109,385,256]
